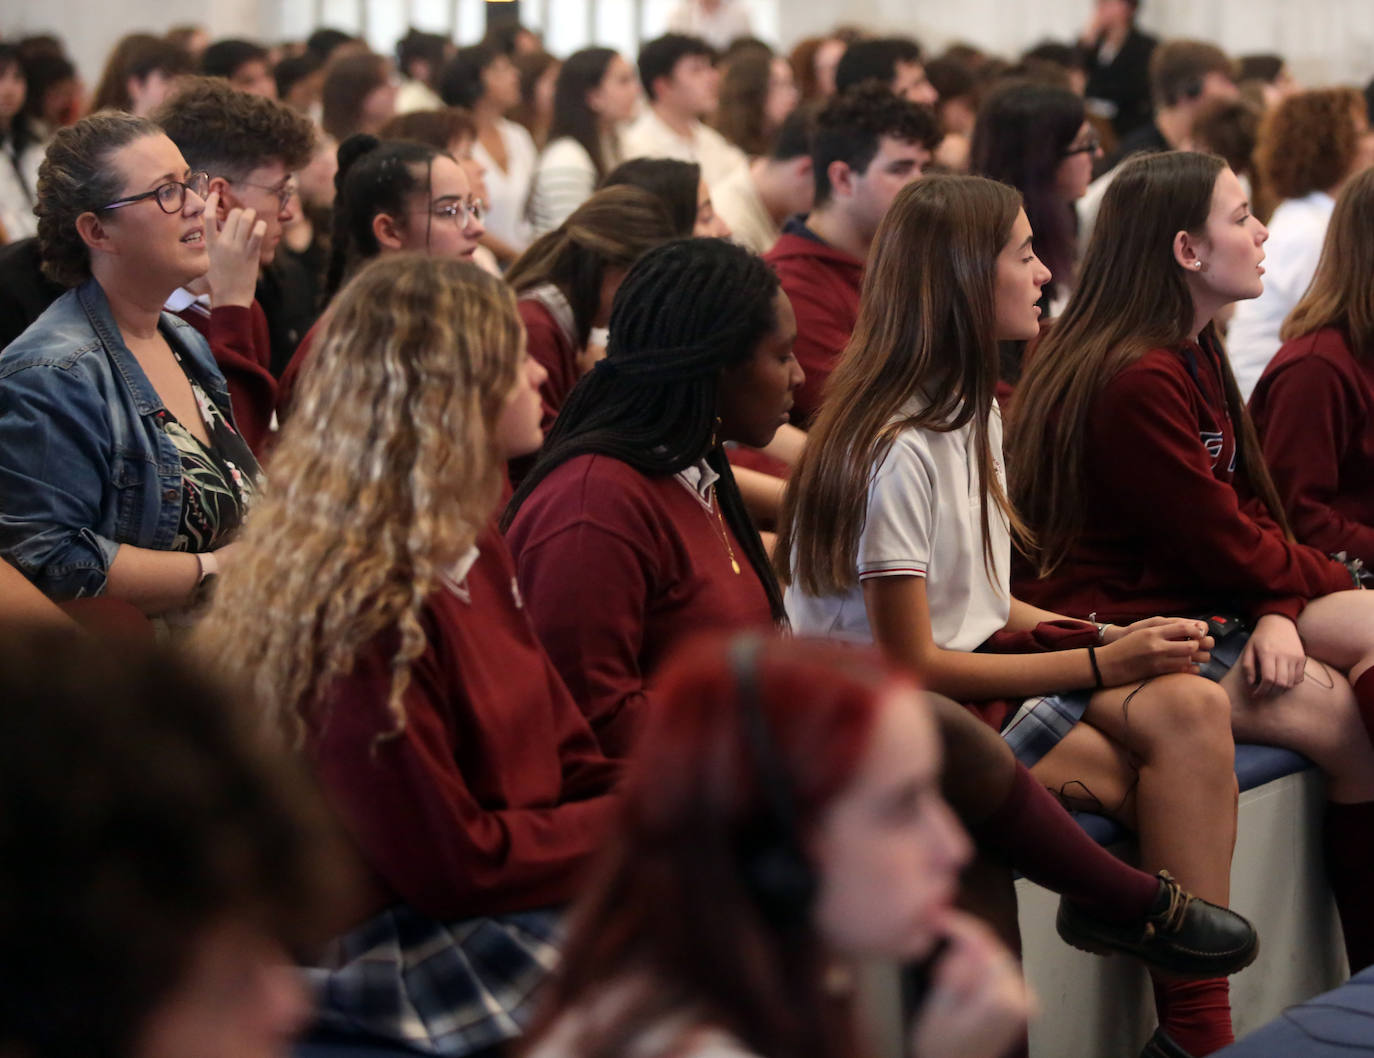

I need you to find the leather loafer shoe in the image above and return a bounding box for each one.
[1140,1027,1195,1058]
[1056,870,1259,979]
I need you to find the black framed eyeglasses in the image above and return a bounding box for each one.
[99,171,211,214]
[231,177,298,211]
[1063,136,1102,157]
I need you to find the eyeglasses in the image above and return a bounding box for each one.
[425,199,485,225]
[1063,136,1102,157]
[231,177,298,211]
[99,171,210,214]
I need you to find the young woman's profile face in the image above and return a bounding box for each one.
[495,347,549,460]
[993,208,1052,341]
[398,154,485,260]
[716,289,802,449]
[589,54,641,125]
[694,178,731,238]
[1186,166,1268,306]
[1053,121,1101,203]
[810,688,970,961]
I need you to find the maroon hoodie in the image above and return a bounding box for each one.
[1251,325,1374,565]
[173,299,277,456]
[763,218,864,427]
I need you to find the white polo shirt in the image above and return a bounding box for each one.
[786,401,1012,652]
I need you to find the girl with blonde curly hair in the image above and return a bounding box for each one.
[197,252,620,1058]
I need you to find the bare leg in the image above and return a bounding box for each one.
[1034,675,1238,906]
[1298,590,1374,684]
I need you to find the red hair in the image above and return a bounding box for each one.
[523,633,914,1058]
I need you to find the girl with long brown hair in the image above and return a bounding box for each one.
[1251,166,1374,566]
[1009,150,1374,984]
[779,173,1251,1057]
[197,254,619,1057]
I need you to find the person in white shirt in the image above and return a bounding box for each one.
[393,29,449,115]
[712,106,813,254]
[439,42,537,264]
[528,48,640,237]
[777,173,1250,1055]
[0,46,45,243]
[622,34,748,192]
[665,0,755,53]
[1227,86,1374,398]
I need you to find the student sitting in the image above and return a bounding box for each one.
[780,173,1250,1057]
[275,135,485,420]
[0,627,343,1058]
[506,186,678,432]
[712,105,815,255]
[1251,167,1374,566]
[621,34,748,191]
[522,633,1031,1058]
[833,36,938,106]
[764,84,939,427]
[199,255,618,1057]
[154,76,317,454]
[1011,149,1374,984]
[527,48,641,236]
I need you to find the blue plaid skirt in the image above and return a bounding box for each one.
[999,629,1250,768]
[306,905,563,1056]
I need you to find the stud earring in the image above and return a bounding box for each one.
[1194,261,1205,271]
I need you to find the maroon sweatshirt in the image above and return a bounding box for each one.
[518,296,578,434]
[308,521,620,923]
[1014,339,1352,623]
[1250,325,1374,565]
[173,300,277,456]
[505,454,775,758]
[274,315,322,425]
[763,221,864,428]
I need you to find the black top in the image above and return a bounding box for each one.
[1102,120,1170,174]
[1083,27,1159,142]
[0,238,65,352]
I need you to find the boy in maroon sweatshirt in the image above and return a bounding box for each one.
[153,77,317,455]
[764,84,941,426]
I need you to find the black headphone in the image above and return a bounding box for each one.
[730,634,819,928]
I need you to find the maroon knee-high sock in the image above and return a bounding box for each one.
[1152,976,1234,1055]
[1353,669,1374,745]
[1323,799,1374,972]
[968,761,1159,924]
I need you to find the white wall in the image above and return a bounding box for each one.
[6,0,1374,91]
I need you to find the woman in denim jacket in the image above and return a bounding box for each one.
[0,112,258,613]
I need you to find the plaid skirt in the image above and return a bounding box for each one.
[306,904,563,1056]
[999,628,1250,768]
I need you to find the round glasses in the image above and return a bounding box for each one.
[99,171,211,214]
[427,198,485,226]
[1062,136,1102,157]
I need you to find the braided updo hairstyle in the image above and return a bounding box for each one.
[504,237,787,621]
[325,133,440,298]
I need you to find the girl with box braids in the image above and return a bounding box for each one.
[505,237,789,622]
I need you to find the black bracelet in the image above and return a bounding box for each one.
[1087,645,1104,689]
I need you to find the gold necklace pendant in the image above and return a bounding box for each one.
[708,485,743,576]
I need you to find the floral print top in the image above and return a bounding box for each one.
[159,352,261,553]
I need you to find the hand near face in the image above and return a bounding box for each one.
[908,911,1035,1058]
[203,190,267,309]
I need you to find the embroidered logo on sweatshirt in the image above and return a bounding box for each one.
[1200,429,1224,466]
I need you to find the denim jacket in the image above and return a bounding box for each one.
[0,279,236,599]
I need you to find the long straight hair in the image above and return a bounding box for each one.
[1281,165,1374,360]
[547,47,620,180]
[777,174,1026,598]
[1008,151,1291,576]
[504,185,678,348]
[503,237,787,622]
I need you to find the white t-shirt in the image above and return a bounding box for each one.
[1226,189,1335,400]
[786,402,1012,652]
[472,117,537,252]
[665,0,755,51]
[713,163,780,254]
[528,136,601,237]
[621,107,748,192]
